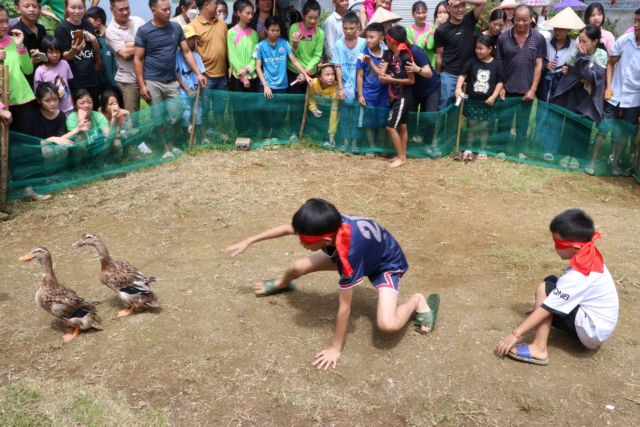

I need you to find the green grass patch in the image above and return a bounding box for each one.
[0,378,168,427]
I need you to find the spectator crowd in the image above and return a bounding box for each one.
[0,0,639,218]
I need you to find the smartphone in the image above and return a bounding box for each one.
[72,30,84,43]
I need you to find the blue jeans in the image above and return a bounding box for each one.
[203,76,228,120]
[439,71,458,109]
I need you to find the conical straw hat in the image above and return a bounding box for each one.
[545,7,586,30]
[369,7,402,25]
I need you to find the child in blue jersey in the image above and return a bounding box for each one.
[332,11,366,153]
[176,26,207,144]
[356,22,388,155]
[254,16,310,140]
[226,198,440,370]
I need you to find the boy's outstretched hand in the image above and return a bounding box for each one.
[313,347,340,370]
[225,240,249,257]
[495,332,518,357]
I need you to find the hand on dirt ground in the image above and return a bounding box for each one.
[313,347,340,370]
[225,240,249,256]
[495,332,518,357]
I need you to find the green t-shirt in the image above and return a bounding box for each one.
[287,23,324,75]
[407,24,436,67]
[66,111,109,138]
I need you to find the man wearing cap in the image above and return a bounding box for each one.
[497,4,546,158]
[603,8,640,176]
[106,0,146,114]
[434,0,487,110]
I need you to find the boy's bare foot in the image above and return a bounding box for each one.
[389,158,407,168]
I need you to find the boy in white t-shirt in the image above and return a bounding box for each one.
[495,209,619,366]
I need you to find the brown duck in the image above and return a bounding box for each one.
[19,247,103,341]
[73,234,158,317]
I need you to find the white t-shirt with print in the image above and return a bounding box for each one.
[542,265,619,349]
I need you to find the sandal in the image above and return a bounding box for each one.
[453,151,463,161]
[462,150,475,162]
[477,153,488,160]
[414,293,440,334]
[257,279,296,298]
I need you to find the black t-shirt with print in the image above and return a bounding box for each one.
[384,49,413,101]
[434,11,478,75]
[54,20,100,89]
[461,56,504,100]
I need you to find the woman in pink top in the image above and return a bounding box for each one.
[583,3,615,53]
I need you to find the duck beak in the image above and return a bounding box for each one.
[19,252,34,262]
[72,240,84,249]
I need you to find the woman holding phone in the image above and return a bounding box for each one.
[54,0,101,108]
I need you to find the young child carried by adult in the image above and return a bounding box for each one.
[33,36,74,115]
[356,22,388,156]
[495,209,619,366]
[332,11,365,153]
[254,15,310,141]
[454,34,503,159]
[225,198,440,369]
[176,26,207,144]
[363,24,415,168]
[308,63,339,147]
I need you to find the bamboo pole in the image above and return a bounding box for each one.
[188,86,201,148]
[272,0,277,15]
[299,83,311,139]
[453,83,466,159]
[633,123,640,179]
[0,64,8,212]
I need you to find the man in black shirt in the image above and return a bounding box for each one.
[434,0,486,109]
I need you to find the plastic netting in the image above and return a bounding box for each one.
[7,89,639,199]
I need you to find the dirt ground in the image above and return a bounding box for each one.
[1,148,639,426]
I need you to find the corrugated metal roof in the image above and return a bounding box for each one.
[391,0,442,26]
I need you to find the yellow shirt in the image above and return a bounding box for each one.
[189,16,228,78]
[308,78,339,137]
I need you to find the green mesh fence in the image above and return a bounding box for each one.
[7,90,639,199]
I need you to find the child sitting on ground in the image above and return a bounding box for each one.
[226,198,440,370]
[364,24,415,168]
[33,36,74,116]
[356,22,388,156]
[495,209,619,365]
[308,63,340,147]
[332,10,365,153]
[454,34,503,160]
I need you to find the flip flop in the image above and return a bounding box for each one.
[507,344,549,366]
[257,279,296,298]
[414,293,440,334]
